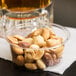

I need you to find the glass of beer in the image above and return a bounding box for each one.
[0,9,2,19]
[1,0,54,31]
[0,9,6,38]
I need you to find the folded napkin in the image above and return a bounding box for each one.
[0,58,60,76]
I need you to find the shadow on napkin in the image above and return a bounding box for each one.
[0,58,60,76]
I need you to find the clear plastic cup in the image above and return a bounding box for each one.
[5,23,69,70]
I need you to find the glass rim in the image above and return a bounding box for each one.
[6,23,70,50]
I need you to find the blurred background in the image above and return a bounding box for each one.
[54,0,76,27]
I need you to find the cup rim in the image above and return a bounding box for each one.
[6,23,70,50]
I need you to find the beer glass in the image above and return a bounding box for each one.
[0,0,1,9]
[1,0,54,31]
[0,10,5,38]
[0,10,2,20]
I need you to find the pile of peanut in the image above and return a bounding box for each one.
[7,27,64,70]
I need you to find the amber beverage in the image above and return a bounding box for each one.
[0,0,1,8]
[1,0,51,12]
[0,0,2,19]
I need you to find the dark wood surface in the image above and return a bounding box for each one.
[0,58,76,76]
[0,58,61,76]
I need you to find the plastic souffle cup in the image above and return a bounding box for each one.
[5,23,70,70]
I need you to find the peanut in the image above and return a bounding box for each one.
[27,28,42,38]
[33,28,42,36]
[14,35,25,41]
[36,59,46,69]
[30,44,39,49]
[33,35,46,47]
[25,59,34,63]
[49,28,56,36]
[25,63,37,70]
[7,36,18,44]
[11,44,23,54]
[22,38,33,45]
[16,55,24,65]
[46,38,61,47]
[24,49,44,60]
[33,50,44,60]
[42,28,50,40]
[57,52,63,58]
[18,41,30,48]
[54,45,64,54]
[24,49,35,60]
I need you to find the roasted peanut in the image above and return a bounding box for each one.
[30,44,39,49]
[33,50,44,60]
[16,55,25,65]
[11,44,23,54]
[22,38,33,45]
[7,36,18,44]
[14,35,25,41]
[27,33,33,38]
[54,45,64,54]
[36,59,46,69]
[57,52,63,58]
[13,58,24,66]
[33,28,42,36]
[18,41,30,48]
[50,35,56,39]
[24,49,35,60]
[25,59,34,63]
[24,49,44,60]
[25,63,37,70]
[49,28,56,36]
[46,38,61,47]
[27,28,42,38]
[33,35,46,47]
[42,28,50,40]
[50,36,63,42]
